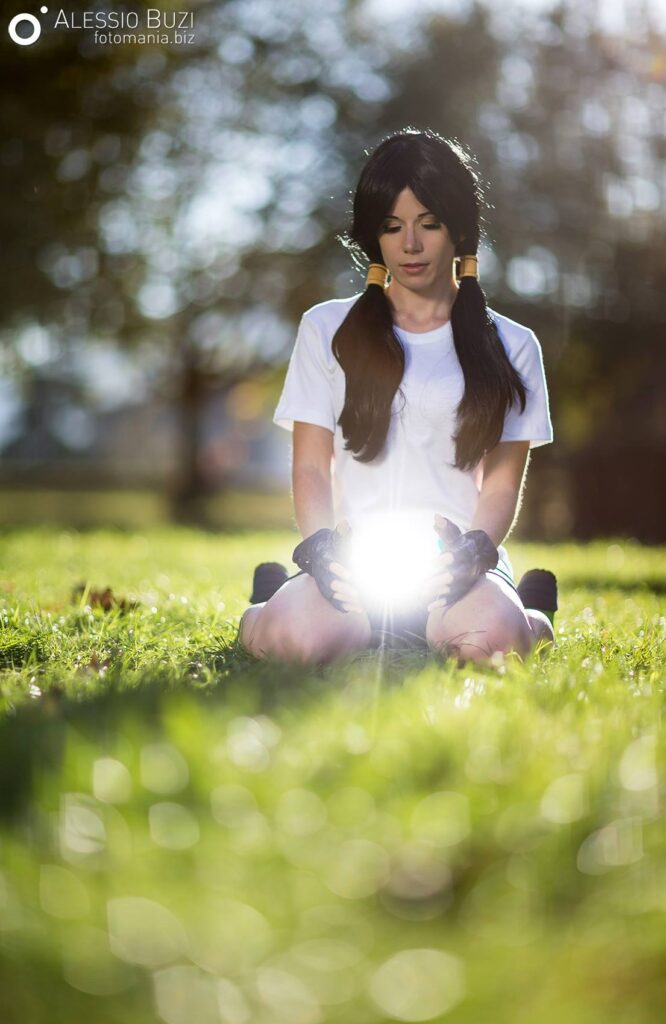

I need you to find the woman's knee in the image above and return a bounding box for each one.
[259,607,368,664]
[239,582,371,664]
[238,604,265,657]
[525,610,555,652]
[426,599,533,663]
[239,600,301,661]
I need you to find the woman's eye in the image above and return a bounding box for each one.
[381,222,440,233]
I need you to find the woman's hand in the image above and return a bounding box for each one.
[328,520,365,615]
[292,519,363,614]
[329,558,366,615]
[426,513,499,612]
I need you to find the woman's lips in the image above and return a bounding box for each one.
[401,263,428,274]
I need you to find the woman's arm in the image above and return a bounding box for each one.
[469,440,531,547]
[292,422,366,615]
[292,422,335,538]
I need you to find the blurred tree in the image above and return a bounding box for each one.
[376,0,666,539]
[1,0,399,521]
[2,0,664,536]
[500,1,666,540]
[1,0,194,489]
[0,0,170,336]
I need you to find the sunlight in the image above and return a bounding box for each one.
[349,510,441,611]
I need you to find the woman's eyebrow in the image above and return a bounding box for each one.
[383,212,435,221]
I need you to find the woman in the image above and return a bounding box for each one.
[239,128,558,664]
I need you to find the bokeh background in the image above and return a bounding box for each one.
[2,0,665,538]
[2,7,666,1024]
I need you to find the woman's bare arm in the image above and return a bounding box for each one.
[292,423,365,614]
[425,441,531,611]
[292,422,335,538]
[470,440,531,547]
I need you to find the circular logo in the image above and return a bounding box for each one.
[8,7,47,47]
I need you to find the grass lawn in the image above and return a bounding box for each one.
[0,527,664,1024]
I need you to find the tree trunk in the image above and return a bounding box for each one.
[170,339,212,526]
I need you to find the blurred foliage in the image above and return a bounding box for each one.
[2,0,399,515]
[1,0,665,531]
[1,0,392,350]
[0,526,664,1021]
[2,0,159,333]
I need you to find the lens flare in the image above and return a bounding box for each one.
[349,511,441,611]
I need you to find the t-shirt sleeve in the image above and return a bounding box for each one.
[273,313,337,434]
[500,329,554,448]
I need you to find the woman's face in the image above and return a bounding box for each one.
[377,186,457,293]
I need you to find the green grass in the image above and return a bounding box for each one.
[0,527,664,1024]
[0,488,295,531]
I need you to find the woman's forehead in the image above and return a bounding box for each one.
[386,186,432,218]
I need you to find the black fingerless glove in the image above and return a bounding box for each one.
[292,527,350,612]
[434,517,498,607]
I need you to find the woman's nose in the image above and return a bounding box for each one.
[403,228,423,253]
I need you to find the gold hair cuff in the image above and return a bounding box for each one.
[366,263,389,289]
[455,255,479,279]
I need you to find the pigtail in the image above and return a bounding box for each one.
[332,276,404,463]
[450,262,527,471]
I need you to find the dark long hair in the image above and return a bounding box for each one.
[333,128,526,470]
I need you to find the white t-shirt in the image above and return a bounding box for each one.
[274,292,553,563]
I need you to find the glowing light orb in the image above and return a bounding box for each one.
[349,510,441,611]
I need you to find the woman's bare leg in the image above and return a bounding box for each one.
[524,609,555,651]
[239,574,373,664]
[426,576,543,663]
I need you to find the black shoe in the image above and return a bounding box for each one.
[516,569,558,613]
[249,562,289,604]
